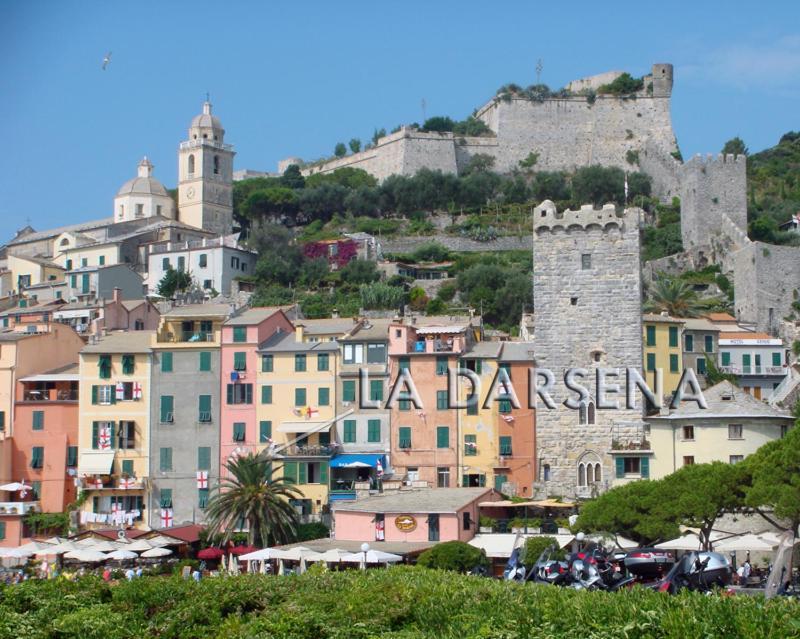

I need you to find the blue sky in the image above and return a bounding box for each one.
[2,1,799,239]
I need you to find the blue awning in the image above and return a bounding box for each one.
[330,454,385,469]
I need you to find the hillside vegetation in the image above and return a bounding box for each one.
[1,568,797,639]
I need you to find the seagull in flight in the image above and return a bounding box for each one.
[102,51,112,70]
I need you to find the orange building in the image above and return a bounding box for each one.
[388,316,481,488]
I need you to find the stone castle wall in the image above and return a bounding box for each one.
[733,242,800,334]
[680,153,748,251]
[381,234,531,255]
[532,201,645,499]
[289,64,680,195]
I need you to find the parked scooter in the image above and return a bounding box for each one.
[655,551,732,594]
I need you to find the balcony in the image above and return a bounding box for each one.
[0,502,40,516]
[721,365,787,376]
[611,438,651,451]
[283,444,338,457]
[157,331,216,344]
[23,389,79,402]
[179,139,234,152]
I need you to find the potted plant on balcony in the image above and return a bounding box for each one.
[479,515,496,533]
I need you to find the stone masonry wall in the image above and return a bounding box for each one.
[381,234,531,255]
[532,201,645,499]
[733,242,800,334]
[679,153,748,251]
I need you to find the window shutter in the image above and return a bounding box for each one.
[646,325,656,346]
[436,356,447,375]
[467,395,478,415]
[259,421,272,442]
[199,351,211,371]
[261,355,273,372]
[318,387,330,406]
[283,461,298,483]
[295,388,306,406]
[233,326,246,343]
[160,395,173,422]
[437,426,449,448]
[121,459,134,475]
[67,446,78,467]
[640,457,650,479]
[92,422,99,449]
[478,474,486,487]
[91,385,98,405]
[436,391,447,410]
[685,334,694,351]
[721,352,731,366]
[0,522,5,540]
[233,352,246,370]
[122,354,134,375]
[368,419,381,443]
[226,384,234,404]
[32,411,44,430]
[370,380,383,402]
[160,447,172,472]
[343,380,356,402]
[319,461,329,485]
[668,326,678,347]
[198,447,211,470]
[233,423,246,441]
[773,352,782,366]
[317,353,329,371]
[198,489,209,508]
[298,462,307,484]
[261,385,272,404]
[464,434,477,456]
[245,384,253,404]
[295,354,306,372]
[161,352,173,373]
[160,488,172,508]
[398,427,411,448]
[500,436,512,456]
[615,457,625,478]
[108,422,116,449]
[343,419,356,443]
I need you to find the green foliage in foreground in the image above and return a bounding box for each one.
[0,569,797,639]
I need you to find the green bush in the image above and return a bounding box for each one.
[597,72,644,95]
[416,541,489,572]
[0,569,798,638]
[296,521,329,541]
[521,536,559,565]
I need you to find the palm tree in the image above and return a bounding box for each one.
[644,277,705,318]
[205,451,302,547]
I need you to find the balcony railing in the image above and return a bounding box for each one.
[0,501,39,515]
[23,390,79,402]
[283,444,337,457]
[157,331,215,343]
[611,438,651,451]
[179,139,234,152]
[721,365,787,376]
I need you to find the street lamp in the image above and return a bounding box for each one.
[360,542,370,571]
[576,531,585,552]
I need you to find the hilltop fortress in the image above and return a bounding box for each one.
[281,64,680,193]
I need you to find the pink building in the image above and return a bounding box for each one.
[96,288,160,333]
[219,307,294,474]
[333,487,495,544]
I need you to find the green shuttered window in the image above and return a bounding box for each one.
[367,419,381,443]
[199,351,211,372]
[159,448,172,472]
[343,419,356,443]
[259,421,272,442]
[198,447,211,470]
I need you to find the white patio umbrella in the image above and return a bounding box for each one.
[0,547,34,559]
[239,548,275,561]
[75,537,102,547]
[220,553,228,573]
[35,541,78,556]
[145,535,181,547]
[141,546,173,558]
[756,531,783,545]
[341,549,403,564]
[85,540,118,553]
[64,550,108,563]
[654,533,704,551]
[124,540,154,552]
[16,541,54,554]
[304,548,351,563]
[715,533,778,552]
[270,546,312,561]
[107,549,138,561]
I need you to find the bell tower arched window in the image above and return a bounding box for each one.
[213,155,220,175]
[188,154,195,175]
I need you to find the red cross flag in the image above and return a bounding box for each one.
[98,425,112,450]
[160,508,174,528]
[196,471,208,489]
[119,477,136,490]
[87,476,104,490]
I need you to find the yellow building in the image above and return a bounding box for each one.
[644,381,793,479]
[77,331,154,530]
[7,254,64,292]
[257,326,340,517]
[643,314,685,400]
[458,343,501,489]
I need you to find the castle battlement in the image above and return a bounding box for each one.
[683,153,746,169]
[533,200,636,232]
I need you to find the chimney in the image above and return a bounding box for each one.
[295,323,305,342]
[113,287,121,303]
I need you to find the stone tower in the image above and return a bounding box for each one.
[532,201,645,499]
[651,63,673,98]
[177,101,235,235]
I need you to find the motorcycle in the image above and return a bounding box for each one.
[655,551,732,594]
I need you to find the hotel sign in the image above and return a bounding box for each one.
[394,514,417,532]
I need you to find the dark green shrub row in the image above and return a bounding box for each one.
[0,567,797,639]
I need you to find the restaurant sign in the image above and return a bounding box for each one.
[394,514,417,532]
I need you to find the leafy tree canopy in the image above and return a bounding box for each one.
[721,136,748,157]
[157,266,193,298]
[417,541,490,572]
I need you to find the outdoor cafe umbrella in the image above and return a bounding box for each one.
[141,546,173,558]
[230,545,258,556]
[125,540,154,552]
[35,540,78,556]
[86,540,118,552]
[714,533,778,552]
[653,533,704,551]
[341,549,403,564]
[197,547,225,560]
[64,550,108,563]
[0,547,34,559]
[304,548,351,563]
[107,549,139,561]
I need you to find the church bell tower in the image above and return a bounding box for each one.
[177,100,235,235]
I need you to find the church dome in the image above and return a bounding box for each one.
[190,101,223,132]
[116,157,169,197]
